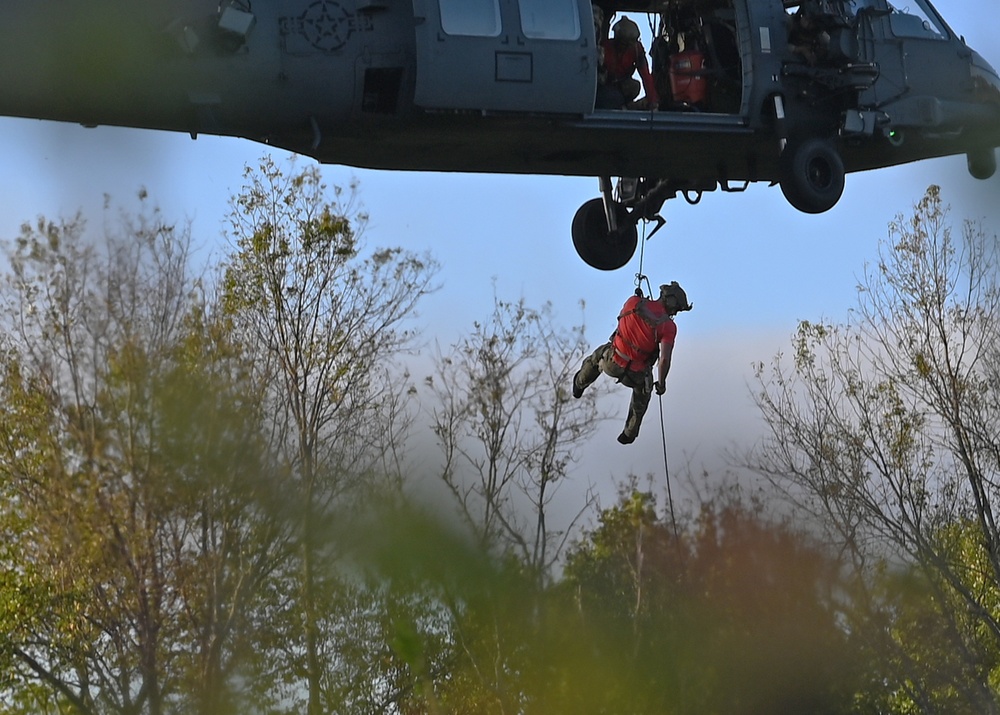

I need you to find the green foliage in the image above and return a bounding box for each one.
[326,487,859,715]
[220,156,438,483]
[9,175,997,715]
[753,185,1000,712]
[0,194,289,715]
[849,520,1000,715]
[562,487,857,714]
[218,157,440,714]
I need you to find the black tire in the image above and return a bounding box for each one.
[968,148,997,180]
[571,198,638,271]
[778,138,845,214]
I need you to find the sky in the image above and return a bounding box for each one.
[1,0,998,521]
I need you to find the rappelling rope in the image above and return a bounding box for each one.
[658,393,680,544]
[635,218,681,545]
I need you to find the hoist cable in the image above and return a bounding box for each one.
[635,219,651,299]
[630,215,679,548]
[636,215,680,547]
[657,393,680,544]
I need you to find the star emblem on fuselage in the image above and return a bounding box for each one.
[302,1,351,52]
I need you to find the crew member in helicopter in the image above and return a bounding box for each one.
[786,4,832,65]
[573,282,692,444]
[597,16,660,110]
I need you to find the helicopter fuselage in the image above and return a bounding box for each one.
[0,0,997,268]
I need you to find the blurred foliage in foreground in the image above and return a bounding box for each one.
[1,171,999,714]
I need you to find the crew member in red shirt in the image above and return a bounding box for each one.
[573,282,691,444]
[599,16,660,110]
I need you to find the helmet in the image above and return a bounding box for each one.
[612,17,640,43]
[659,281,692,313]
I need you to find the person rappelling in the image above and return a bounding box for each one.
[573,281,692,444]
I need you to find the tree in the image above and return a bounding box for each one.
[219,156,439,714]
[752,185,1000,713]
[354,293,605,713]
[0,205,198,715]
[425,293,603,576]
[153,306,294,715]
[323,481,858,715]
[560,484,857,715]
[0,197,287,715]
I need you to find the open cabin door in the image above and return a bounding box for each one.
[412,0,597,114]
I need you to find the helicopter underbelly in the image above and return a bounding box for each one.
[0,0,996,196]
[262,110,762,180]
[261,105,999,186]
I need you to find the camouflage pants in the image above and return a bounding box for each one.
[575,342,653,440]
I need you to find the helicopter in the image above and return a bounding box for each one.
[0,0,998,270]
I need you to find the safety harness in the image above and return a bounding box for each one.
[611,293,670,372]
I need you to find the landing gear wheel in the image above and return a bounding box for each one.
[571,198,638,271]
[967,148,997,180]
[779,138,845,214]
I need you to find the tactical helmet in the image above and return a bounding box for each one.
[659,281,692,313]
[612,17,640,43]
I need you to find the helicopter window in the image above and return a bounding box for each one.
[518,0,582,40]
[439,0,502,37]
[887,0,946,38]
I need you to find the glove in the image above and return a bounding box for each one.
[654,380,666,396]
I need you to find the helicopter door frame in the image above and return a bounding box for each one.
[885,0,966,98]
[412,0,598,114]
[859,0,971,116]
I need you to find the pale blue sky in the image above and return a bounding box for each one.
[1,0,998,512]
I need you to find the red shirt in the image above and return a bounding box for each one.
[601,39,660,105]
[612,296,675,369]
